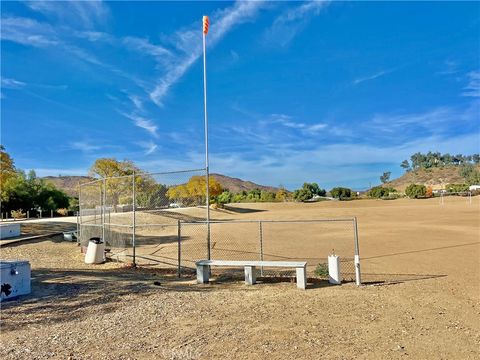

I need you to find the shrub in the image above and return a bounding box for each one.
[368,186,396,199]
[330,187,351,199]
[425,186,433,198]
[405,184,427,198]
[57,208,69,216]
[445,183,469,193]
[216,191,233,205]
[11,209,26,219]
[314,263,329,277]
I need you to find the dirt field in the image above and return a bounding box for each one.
[1,197,479,359]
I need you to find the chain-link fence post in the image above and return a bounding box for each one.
[259,221,264,276]
[132,172,136,267]
[78,181,81,240]
[353,217,361,286]
[177,220,182,277]
[102,178,106,243]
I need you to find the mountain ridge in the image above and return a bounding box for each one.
[42,174,281,197]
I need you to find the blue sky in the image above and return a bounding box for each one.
[1,1,479,190]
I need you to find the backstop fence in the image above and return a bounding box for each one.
[79,170,361,284]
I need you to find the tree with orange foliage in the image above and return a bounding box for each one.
[425,186,433,198]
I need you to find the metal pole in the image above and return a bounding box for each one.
[102,178,106,243]
[203,24,211,261]
[177,220,182,277]
[132,172,136,267]
[78,181,81,243]
[353,217,361,286]
[259,221,264,277]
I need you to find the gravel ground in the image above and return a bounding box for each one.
[1,199,479,359]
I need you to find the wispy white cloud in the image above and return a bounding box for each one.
[462,71,480,97]
[263,0,330,47]
[1,77,67,91]
[1,16,59,47]
[122,36,171,60]
[26,0,109,29]
[437,60,459,75]
[137,141,158,155]
[150,1,264,106]
[70,140,102,152]
[120,112,159,138]
[1,16,105,66]
[137,131,479,189]
[1,78,27,89]
[353,69,394,85]
[270,114,328,134]
[128,94,144,112]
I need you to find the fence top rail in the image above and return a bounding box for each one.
[83,168,207,182]
[80,178,104,186]
[181,218,355,225]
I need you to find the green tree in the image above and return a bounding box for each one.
[293,182,326,201]
[216,191,233,205]
[405,184,427,198]
[136,183,168,208]
[330,187,352,199]
[459,164,480,186]
[445,183,469,193]
[0,145,16,188]
[368,186,396,199]
[380,171,391,184]
[400,160,411,172]
[260,191,276,202]
[1,170,70,213]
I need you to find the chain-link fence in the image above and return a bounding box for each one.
[79,178,103,246]
[179,219,360,283]
[80,170,361,284]
[79,169,208,266]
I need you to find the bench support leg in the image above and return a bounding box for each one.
[197,265,210,284]
[244,266,256,285]
[296,266,306,290]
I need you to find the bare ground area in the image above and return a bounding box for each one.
[1,198,479,359]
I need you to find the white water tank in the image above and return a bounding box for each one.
[85,238,105,264]
[328,255,341,285]
[0,260,31,301]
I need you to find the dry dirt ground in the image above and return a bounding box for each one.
[1,197,479,359]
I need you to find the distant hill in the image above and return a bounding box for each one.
[42,174,280,197]
[210,173,280,193]
[42,176,94,197]
[387,165,478,192]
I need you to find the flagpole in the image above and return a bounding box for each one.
[203,17,211,261]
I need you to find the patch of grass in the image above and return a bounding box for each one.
[314,263,329,277]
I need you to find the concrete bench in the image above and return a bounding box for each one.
[195,260,307,290]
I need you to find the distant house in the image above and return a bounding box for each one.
[469,185,480,191]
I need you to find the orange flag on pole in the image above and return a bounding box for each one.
[203,16,209,35]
